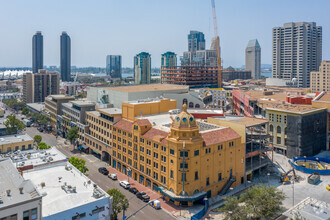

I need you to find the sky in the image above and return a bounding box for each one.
[0,0,329,68]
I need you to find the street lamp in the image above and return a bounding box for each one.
[267,173,270,186]
[292,179,295,207]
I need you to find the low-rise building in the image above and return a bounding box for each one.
[0,134,34,154]
[26,103,45,114]
[44,94,75,131]
[23,161,112,219]
[0,159,42,220]
[310,61,330,93]
[59,100,95,138]
[199,88,227,109]
[0,92,22,101]
[85,100,245,206]
[222,67,251,82]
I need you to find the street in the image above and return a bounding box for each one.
[24,126,174,220]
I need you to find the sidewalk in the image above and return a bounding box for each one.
[106,166,182,218]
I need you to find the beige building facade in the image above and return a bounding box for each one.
[311,61,330,92]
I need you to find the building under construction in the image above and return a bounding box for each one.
[161,65,218,88]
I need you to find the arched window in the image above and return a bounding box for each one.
[193,189,199,194]
[189,102,194,108]
[269,124,273,132]
[183,99,187,105]
[195,104,200,108]
[277,126,281,134]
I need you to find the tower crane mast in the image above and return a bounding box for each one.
[211,0,222,88]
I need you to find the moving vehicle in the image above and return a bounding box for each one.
[98,167,109,175]
[129,187,138,194]
[136,191,150,202]
[149,200,161,210]
[119,181,130,189]
[108,173,117,180]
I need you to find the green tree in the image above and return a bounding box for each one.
[68,157,88,173]
[67,127,79,144]
[4,115,26,134]
[106,189,129,219]
[22,107,29,115]
[33,135,42,144]
[240,184,286,219]
[220,196,249,220]
[38,142,51,150]
[220,185,285,220]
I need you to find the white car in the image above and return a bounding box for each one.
[108,173,117,180]
[119,181,130,189]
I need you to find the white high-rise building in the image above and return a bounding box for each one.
[134,52,151,84]
[272,22,322,88]
[245,39,261,79]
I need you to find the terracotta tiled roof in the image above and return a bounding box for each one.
[135,119,151,127]
[113,119,133,132]
[202,128,240,146]
[142,128,169,145]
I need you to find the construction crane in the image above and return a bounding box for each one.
[211,0,222,88]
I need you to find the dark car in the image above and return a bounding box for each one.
[129,187,138,194]
[98,167,109,175]
[37,127,44,132]
[136,192,150,202]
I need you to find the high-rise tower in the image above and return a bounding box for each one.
[134,52,151,84]
[32,31,43,73]
[161,52,177,69]
[188,31,205,52]
[106,55,122,79]
[272,22,322,87]
[245,39,261,79]
[60,32,71,82]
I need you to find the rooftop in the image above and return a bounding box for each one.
[283,197,330,220]
[125,98,175,105]
[70,100,95,107]
[0,133,33,145]
[23,162,109,217]
[212,116,268,127]
[101,84,188,93]
[0,159,41,209]
[26,103,45,112]
[318,93,330,102]
[97,108,122,116]
[5,148,67,168]
[48,94,75,100]
[246,39,260,48]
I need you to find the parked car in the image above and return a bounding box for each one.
[108,173,117,180]
[129,187,138,194]
[136,191,150,202]
[119,181,130,189]
[149,200,161,210]
[37,127,44,132]
[98,167,109,175]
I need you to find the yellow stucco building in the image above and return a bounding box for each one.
[84,98,245,206]
[0,134,34,153]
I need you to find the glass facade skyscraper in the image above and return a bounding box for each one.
[106,55,122,79]
[134,52,151,84]
[60,32,71,82]
[32,31,43,73]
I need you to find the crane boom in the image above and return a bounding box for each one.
[211,0,222,88]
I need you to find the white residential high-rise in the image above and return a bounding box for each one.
[272,22,322,88]
[245,39,261,79]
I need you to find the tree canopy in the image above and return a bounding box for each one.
[22,107,30,115]
[67,127,79,143]
[106,188,129,218]
[220,185,285,220]
[3,99,25,110]
[38,142,51,150]
[4,115,26,134]
[33,135,42,144]
[68,157,88,173]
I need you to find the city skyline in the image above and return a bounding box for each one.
[0,0,329,68]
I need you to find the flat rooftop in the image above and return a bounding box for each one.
[0,159,41,209]
[23,162,109,218]
[212,116,269,127]
[8,148,67,168]
[319,93,330,102]
[125,98,175,105]
[283,197,330,220]
[0,133,33,145]
[101,84,189,93]
[97,108,122,115]
[26,103,45,112]
[139,112,224,133]
[70,100,95,107]
[48,94,75,100]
